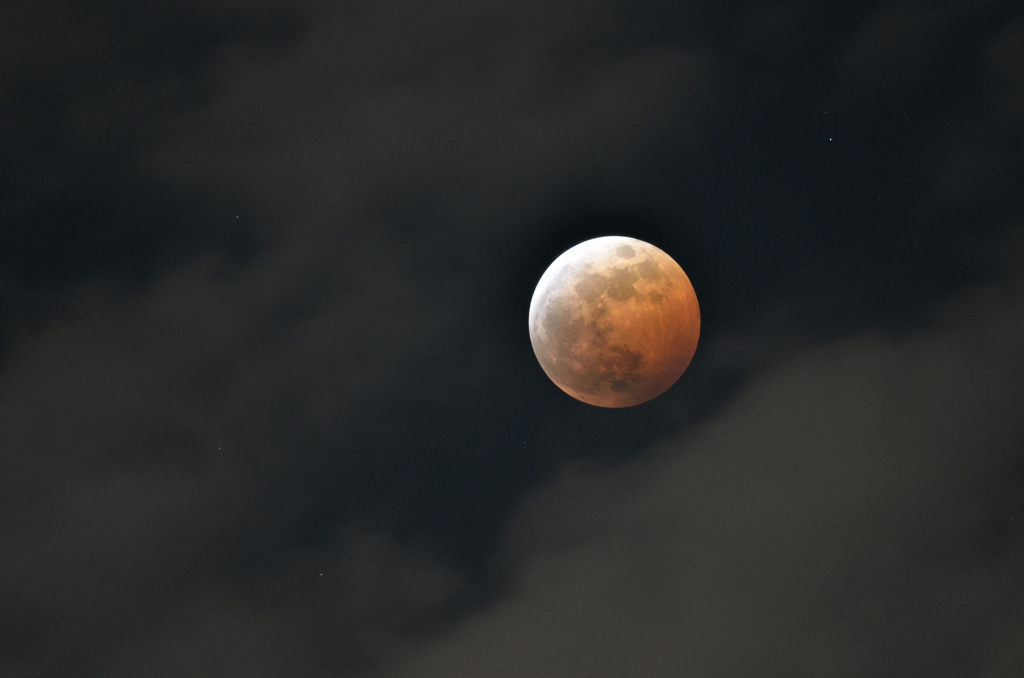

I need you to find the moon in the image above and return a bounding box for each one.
[529,236,700,408]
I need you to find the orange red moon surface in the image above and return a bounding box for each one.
[529,236,700,408]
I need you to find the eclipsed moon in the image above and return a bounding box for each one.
[529,236,700,408]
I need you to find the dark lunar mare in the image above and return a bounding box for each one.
[537,265,657,401]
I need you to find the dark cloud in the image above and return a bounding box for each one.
[0,2,724,673]
[1,0,1022,676]
[384,238,1024,678]
[930,11,1024,205]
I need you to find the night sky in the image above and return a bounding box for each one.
[3,1,1024,676]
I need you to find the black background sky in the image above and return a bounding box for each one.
[2,1,1024,676]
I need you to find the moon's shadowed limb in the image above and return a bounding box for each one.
[529,236,700,407]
